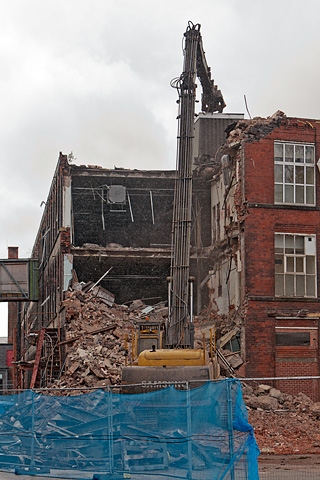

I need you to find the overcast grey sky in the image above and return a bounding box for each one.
[1,0,320,334]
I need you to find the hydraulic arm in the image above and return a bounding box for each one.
[167,22,225,348]
[122,22,224,391]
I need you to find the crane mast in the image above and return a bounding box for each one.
[167,22,225,348]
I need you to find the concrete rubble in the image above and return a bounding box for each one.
[49,283,168,392]
[224,110,287,147]
[46,280,247,394]
[47,284,320,455]
[244,383,320,454]
[49,284,242,393]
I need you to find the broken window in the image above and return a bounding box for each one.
[216,202,220,242]
[211,202,220,243]
[224,333,241,352]
[274,142,315,206]
[275,233,316,297]
[212,205,216,243]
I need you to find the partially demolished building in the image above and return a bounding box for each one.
[13,111,320,399]
[15,113,242,389]
[210,111,320,399]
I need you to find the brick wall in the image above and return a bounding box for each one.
[276,360,318,400]
[241,118,320,400]
[244,300,320,399]
[71,168,212,249]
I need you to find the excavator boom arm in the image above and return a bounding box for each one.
[168,22,225,347]
[196,32,226,113]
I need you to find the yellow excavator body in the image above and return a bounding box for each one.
[138,348,208,366]
[121,348,220,393]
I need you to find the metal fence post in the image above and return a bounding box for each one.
[187,383,193,480]
[107,388,114,474]
[30,391,35,469]
[227,380,235,480]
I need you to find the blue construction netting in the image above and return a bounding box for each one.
[0,379,259,479]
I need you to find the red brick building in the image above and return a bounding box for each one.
[210,111,320,399]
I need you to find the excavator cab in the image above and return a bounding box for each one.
[122,318,220,393]
[135,319,164,353]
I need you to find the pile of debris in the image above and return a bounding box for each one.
[243,383,320,454]
[225,110,287,147]
[193,307,244,372]
[49,283,167,393]
[47,284,243,393]
[47,285,320,454]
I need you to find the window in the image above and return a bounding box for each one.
[212,205,217,243]
[276,332,310,346]
[275,234,316,297]
[212,202,220,243]
[224,333,241,352]
[274,142,315,205]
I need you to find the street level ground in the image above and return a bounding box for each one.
[0,455,319,479]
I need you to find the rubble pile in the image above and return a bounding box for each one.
[243,383,320,454]
[225,110,287,146]
[47,286,320,455]
[193,306,243,346]
[193,307,244,372]
[50,285,239,392]
[49,285,166,392]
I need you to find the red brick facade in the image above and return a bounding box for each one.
[240,117,320,399]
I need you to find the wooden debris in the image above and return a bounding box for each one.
[48,286,167,393]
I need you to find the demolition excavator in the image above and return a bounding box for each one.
[122,22,226,392]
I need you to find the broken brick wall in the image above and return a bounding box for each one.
[209,149,241,315]
[207,255,241,315]
[70,166,212,306]
[208,113,320,400]
[241,118,320,400]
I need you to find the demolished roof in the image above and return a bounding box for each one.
[225,110,287,147]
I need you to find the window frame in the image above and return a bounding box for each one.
[275,233,317,298]
[274,142,315,206]
[275,331,310,346]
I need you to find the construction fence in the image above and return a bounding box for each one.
[0,379,260,479]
